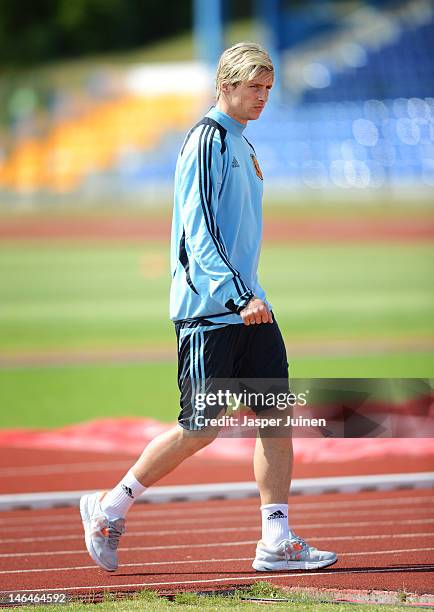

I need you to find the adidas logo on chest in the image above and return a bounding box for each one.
[231,156,240,168]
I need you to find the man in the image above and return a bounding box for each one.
[80,42,337,573]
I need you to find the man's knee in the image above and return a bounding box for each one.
[176,424,219,452]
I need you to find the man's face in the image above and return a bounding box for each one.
[222,70,273,124]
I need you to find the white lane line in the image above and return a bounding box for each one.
[0,521,434,558]
[1,494,432,526]
[5,518,434,556]
[0,526,259,545]
[2,563,434,595]
[2,507,434,544]
[2,517,433,546]
[341,547,434,557]
[3,504,433,539]
[0,540,258,559]
[314,532,434,542]
[1,547,434,576]
[3,532,434,565]
[0,557,252,575]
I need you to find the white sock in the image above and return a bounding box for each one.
[101,470,146,520]
[261,503,290,547]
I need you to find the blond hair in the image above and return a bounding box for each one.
[215,42,274,99]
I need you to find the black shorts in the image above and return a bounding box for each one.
[175,317,288,430]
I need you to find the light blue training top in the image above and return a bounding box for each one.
[169,106,268,326]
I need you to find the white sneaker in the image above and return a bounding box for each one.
[252,534,337,571]
[80,491,125,572]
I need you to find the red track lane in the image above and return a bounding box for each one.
[1,215,434,242]
[1,490,433,597]
[1,447,433,493]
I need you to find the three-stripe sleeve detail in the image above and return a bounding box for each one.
[197,125,251,302]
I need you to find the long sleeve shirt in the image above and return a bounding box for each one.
[170,106,268,325]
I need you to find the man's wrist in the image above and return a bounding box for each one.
[225,292,255,314]
[238,294,258,313]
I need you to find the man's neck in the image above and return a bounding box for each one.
[215,101,248,126]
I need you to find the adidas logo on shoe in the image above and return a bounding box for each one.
[121,484,134,499]
[232,156,240,168]
[267,510,287,520]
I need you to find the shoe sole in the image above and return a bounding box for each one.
[79,494,117,572]
[252,555,337,572]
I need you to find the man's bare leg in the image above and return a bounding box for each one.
[96,423,219,523]
[252,429,337,570]
[253,425,293,553]
[131,425,218,486]
[79,424,218,572]
[253,429,293,505]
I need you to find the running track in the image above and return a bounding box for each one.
[1,488,433,599]
[0,447,433,598]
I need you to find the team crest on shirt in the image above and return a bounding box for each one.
[250,154,263,180]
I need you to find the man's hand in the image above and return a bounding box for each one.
[240,297,273,326]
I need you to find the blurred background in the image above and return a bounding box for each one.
[0,0,433,431]
[1,0,434,202]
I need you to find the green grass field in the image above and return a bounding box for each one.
[8,580,432,611]
[0,230,433,429]
[12,583,432,612]
[1,241,433,350]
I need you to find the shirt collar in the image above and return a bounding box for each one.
[206,107,246,136]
